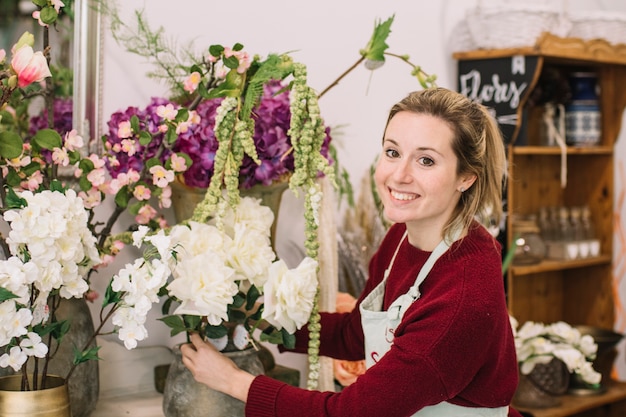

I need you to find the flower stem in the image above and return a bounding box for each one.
[317,56,365,100]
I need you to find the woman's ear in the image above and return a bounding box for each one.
[458,174,477,193]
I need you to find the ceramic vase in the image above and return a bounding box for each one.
[162,345,264,417]
[513,358,569,409]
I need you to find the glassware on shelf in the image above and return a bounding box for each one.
[512,215,547,265]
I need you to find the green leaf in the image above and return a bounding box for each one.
[175,108,189,123]
[259,327,283,345]
[0,288,19,302]
[0,131,24,159]
[39,6,58,25]
[32,128,63,150]
[5,187,27,209]
[231,293,245,309]
[102,281,123,308]
[360,15,395,62]
[130,115,140,133]
[208,44,225,58]
[165,128,177,146]
[114,185,131,208]
[204,324,228,339]
[245,285,260,311]
[158,315,187,337]
[4,169,21,187]
[145,157,161,170]
[138,131,152,146]
[73,345,102,365]
[49,179,65,193]
[68,150,82,165]
[78,157,95,173]
[281,328,296,349]
[78,175,93,192]
[183,314,202,331]
[128,201,144,216]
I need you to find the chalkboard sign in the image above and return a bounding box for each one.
[457,55,539,144]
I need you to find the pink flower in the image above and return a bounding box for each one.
[64,129,84,151]
[157,103,178,121]
[149,165,174,188]
[78,189,102,209]
[11,45,52,87]
[0,49,6,63]
[183,72,201,93]
[51,0,65,13]
[31,11,46,27]
[52,147,69,166]
[133,185,151,201]
[117,121,133,139]
[135,204,157,224]
[22,171,43,191]
[121,139,137,156]
[170,154,187,172]
[159,186,172,209]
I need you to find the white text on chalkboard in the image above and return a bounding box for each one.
[458,70,527,109]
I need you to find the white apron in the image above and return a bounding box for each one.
[359,231,507,417]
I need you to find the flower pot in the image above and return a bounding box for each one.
[0,374,71,416]
[170,177,289,248]
[0,297,98,417]
[513,358,569,409]
[162,344,265,417]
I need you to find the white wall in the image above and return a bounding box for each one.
[95,0,626,382]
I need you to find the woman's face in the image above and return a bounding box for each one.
[374,111,473,243]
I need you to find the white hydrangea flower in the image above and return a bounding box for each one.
[262,257,318,333]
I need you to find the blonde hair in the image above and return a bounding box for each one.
[385,88,506,243]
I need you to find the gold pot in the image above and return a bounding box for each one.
[0,374,71,416]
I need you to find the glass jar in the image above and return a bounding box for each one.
[513,218,547,265]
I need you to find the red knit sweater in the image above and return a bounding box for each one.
[246,222,520,417]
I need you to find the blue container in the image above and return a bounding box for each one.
[565,72,601,146]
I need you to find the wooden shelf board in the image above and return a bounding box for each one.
[511,255,612,276]
[515,381,626,417]
[512,146,613,156]
[453,33,626,65]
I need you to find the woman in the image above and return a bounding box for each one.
[181,87,522,416]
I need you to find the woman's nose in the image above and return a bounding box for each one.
[392,159,413,182]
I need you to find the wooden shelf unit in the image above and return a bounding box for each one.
[454,34,626,417]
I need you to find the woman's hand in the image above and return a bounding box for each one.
[180,333,256,402]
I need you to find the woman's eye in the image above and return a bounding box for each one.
[418,156,434,167]
[384,149,400,158]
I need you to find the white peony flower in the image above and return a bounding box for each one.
[262,257,318,334]
[168,253,238,325]
[226,224,275,287]
[221,196,274,238]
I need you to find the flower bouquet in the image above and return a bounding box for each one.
[0,2,197,398]
[100,3,438,390]
[510,316,602,388]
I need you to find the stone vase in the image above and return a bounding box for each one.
[162,344,264,417]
